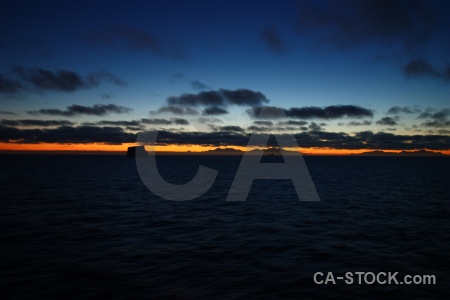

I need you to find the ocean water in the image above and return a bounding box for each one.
[1,155,449,299]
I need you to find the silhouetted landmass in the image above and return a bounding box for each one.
[196,147,301,156]
[352,150,447,156]
[248,147,299,156]
[143,147,304,156]
[1,148,447,157]
[203,148,244,155]
[127,146,145,157]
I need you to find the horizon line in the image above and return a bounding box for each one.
[1,148,448,156]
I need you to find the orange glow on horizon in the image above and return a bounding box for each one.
[0,142,244,153]
[1,142,449,155]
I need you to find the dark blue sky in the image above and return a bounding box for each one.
[1,0,450,152]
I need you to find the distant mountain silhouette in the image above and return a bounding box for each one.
[352,150,447,157]
[132,147,303,156]
[125,147,447,157]
[203,148,244,155]
[203,147,299,155]
[248,146,300,156]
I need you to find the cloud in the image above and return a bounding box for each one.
[247,106,290,119]
[202,106,228,116]
[248,105,373,119]
[322,105,373,118]
[0,125,136,144]
[168,90,223,106]
[153,89,269,118]
[418,108,450,127]
[278,120,308,126]
[146,130,251,147]
[141,118,189,125]
[0,110,17,115]
[276,126,307,132]
[138,129,450,150]
[254,121,273,126]
[437,129,450,134]
[126,126,143,131]
[220,89,269,106]
[421,120,450,128]
[12,67,126,92]
[418,108,450,120]
[166,89,269,107]
[297,0,439,52]
[86,27,185,59]
[173,118,189,125]
[2,125,449,150]
[0,75,23,94]
[141,118,171,125]
[387,105,422,114]
[247,126,271,132]
[376,117,398,126]
[308,122,323,131]
[349,131,450,150]
[261,27,286,54]
[96,120,140,126]
[28,104,132,117]
[190,80,209,90]
[197,117,223,124]
[219,126,244,132]
[88,71,127,87]
[14,67,84,91]
[1,119,75,127]
[154,105,199,115]
[348,120,373,126]
[403,59,450,82]
[294,130,450,150]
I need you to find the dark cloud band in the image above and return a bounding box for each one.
[403,59,450,82]
[202,107,228,116]
[166,89,269,107]
[1,67,126,94]
[376,117,398,126]
[248,105,373,119]
[28,104,132,117]
[1,119,75,127]
[1,125,449,150]
[141,118,189,125]
[387,106,422,114]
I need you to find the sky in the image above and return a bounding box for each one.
[1,0,450,154]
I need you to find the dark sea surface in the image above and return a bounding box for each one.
[1,154,449,299]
